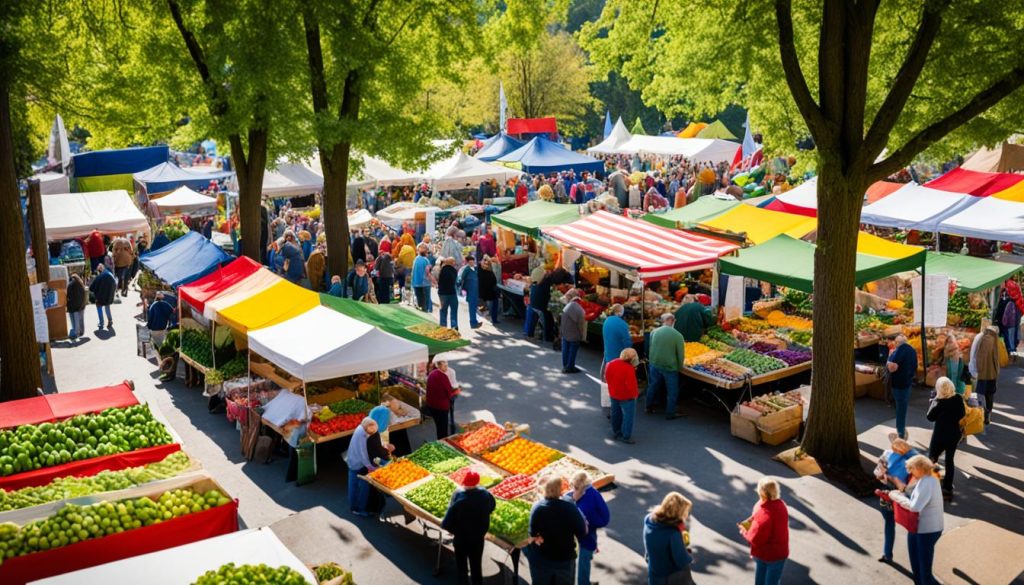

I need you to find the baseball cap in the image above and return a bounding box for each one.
[463,471,480,488]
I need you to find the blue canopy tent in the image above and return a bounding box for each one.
[133,162,234,195]
[474,133,526,162]
[139,231,231,287]
[496,136,604,174]
[71,145,170,192]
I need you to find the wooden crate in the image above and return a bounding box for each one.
[730,411,760,444]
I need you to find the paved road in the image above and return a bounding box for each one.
[49,290,1023,584]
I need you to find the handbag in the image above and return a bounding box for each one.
[875,489,919,533]
[960,397,984,437]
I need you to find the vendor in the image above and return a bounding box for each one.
[673,295,715,342]
[426,360,459,439]
[369,393,412,456]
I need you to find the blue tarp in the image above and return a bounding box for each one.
[139,231,230,287]
[71,146,170,178]
[474,133,526,162]
[496,136,604,175]
[133,162,234,194]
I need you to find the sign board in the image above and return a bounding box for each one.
[910,274,949,328]
[30,283,49,343]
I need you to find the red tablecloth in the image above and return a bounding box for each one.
[0,444,181,492]
[0,498,238,585]
[0,383,138,429]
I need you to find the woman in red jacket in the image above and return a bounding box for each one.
[605,348,639,444]
[739,476,789,585]
[425,361,459,439]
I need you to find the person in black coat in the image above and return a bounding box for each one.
[88,264,118,329]
[441,472,496,585]
[66,273,87,339]
[479,257,499,324]
[438,258,460,329]
[927,376,966,498]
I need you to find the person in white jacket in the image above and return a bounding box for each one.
[890,455,944,585]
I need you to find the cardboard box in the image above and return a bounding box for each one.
[46,306,68,341]
[730,411,760,444]
[758,419,801,446]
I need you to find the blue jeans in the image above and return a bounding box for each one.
[892,386,911,438]
[524,545,574,585]
[347,467,370,513]
[466,292,480,327]
[881,506,895,559]
[578,547,593,585]
[1003,327,1018,355]
[69,310,84,338]
[646,366,680,416]
[96,304,112,327]
[754,558,786,585]
[488,297,500,324]
[440,294,459,329]
[414,286,432,312]
[562,339,580,370]
[908,531,941,585]
[611,398,635,440]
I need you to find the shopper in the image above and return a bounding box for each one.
[459,255,481,329]
[146,292,175,348]
[739,477,789,585]
[526,475,588,585]
[368,393,412,456]
[66,273,87,340]
[438,257,460,329]
[436,355,463,435]
[280,230,305,284]
[926,377,966,500]
[942,334,966,395]
[873,434,919,563]
[150,228,171,252]
[970,325,1001,424]
[374,251,395,304]
[412,244,434,312]
[565,471,609,585]
[602,304,633,366]
[1002,295,1021,356]
[89,264,117,330]
[425,360,458,439]
[343,259,373,302]
[560,289,587,374]
[886,335,918,439]
[606,348,640,444]
[673,295,715,342]
[111,236,134,296]
[345,417,381,517]
[647,313,685,420]
[890,455,944,585]
[306,247,326,292]
[85,229,107,272]
[643,492,696,585]
[442,471,496,585]
[478,257,500,324]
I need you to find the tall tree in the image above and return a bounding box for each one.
[300,0,483,279]
[582,1,1024,465]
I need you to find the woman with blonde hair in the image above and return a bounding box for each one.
[644,492,696,584]
[890,455,944,585]
[873,433,920,563]
[926,376,965,500]
[739,477,789,585]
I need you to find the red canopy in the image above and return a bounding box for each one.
[923,167,1024,197]
[543,210,739,280]
[865,181,905,204]
[0,383,138,429]
[764,198,817,218]
[178,256,262,312]
[507,117,558,138]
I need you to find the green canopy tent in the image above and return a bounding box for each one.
[490,200,581,238]
[642,196,739,229]
[695,120,738,140]
[319,295,470,355]
[717,234,926,293]
[924,252,1022,293]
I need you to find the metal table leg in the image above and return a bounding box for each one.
[511,547,521,584]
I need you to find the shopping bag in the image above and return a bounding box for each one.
[600,382,611,408]
[998,342,1009,367]
[960,401,985,437]
[875,490,919,533]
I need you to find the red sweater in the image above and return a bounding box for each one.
[425,368,455,410]
[605,358,638,401]
[743,499,789,562]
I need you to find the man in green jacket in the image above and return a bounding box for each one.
[673,295,715,342]
[647,313,685,420]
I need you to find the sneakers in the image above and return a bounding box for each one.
[617,437,636,444]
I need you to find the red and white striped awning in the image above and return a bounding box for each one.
[543,210,739,280]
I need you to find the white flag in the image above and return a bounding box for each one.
[499,81,507,132]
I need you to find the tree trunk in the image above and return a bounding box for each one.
[0,78,42,400]
[229,129,268,263]
[322,142,352,280]
[801,164,865,465]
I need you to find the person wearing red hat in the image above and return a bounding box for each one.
[442,470,496,585]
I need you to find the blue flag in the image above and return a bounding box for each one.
[603,111,613,140]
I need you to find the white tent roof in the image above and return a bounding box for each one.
[591,135,739,163]
[859,182,980,231]
[348,208,373,229]
[351,155,421,187]
[587,117,632,154]
[42,190,150,240]
[247,306,428,382]
[937,197,1024,244]
[261,160,324,197]
[423,151,522,190]
[376,202,444,227]
[775,176,818,209]
[152,186,217,213]
[33,171,70,195]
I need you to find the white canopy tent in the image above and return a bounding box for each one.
[590,134,739,164]
[33,171,70,194]
[774,176,818,210]
[859,182,980,231]
[259,160,324,198]
[587,117,632,154]
[422,151,522,190]
[376,201,443,227]
[42,190,150,240]
[348,208,373,229]
[247,306,429,382]
[937,196,1024,244]
[351,155,422,187]
[152,186,218,215]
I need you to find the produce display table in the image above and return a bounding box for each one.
[0,443,182,492]
[497,283,526,319]
[0,383,138,429]
[681,361,812,390]
[308,414,421,444]
[29,527,313,585]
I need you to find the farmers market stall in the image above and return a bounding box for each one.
[859,182,980,231]
[319,295,469,355]
[148,186,218,218]
[936,196,1024,244]
[40,190,150,241]
[695,203,818,245]
[30,526,314,585]
[138,232,230,288]
[642,195,739,230]
[363,422,614,580]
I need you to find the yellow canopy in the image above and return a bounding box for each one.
[214,279,320,333]
[677,122,707,138]
[697,204,817,244]
[202,268,281,319]
[856,231,924,260]
[992,180,1024,202]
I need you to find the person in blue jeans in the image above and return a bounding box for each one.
[88,264,117,329]
[458,255,481,329]
[560,290,587,373]
[411,245,434,313]
[887,335,918,439]
[345,418,379,516]
[873,434,919,563]
[565,471,610,585]
[647,314,685,419]
[890,455,945,585]
[438,258,459,329]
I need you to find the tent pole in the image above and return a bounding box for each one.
[640,273,646,359]
[920,265,928,376]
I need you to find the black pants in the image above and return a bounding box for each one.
[429,407,450,439]
[975,378,996,422]
[454,538,485,585]
[929,439,958,492]
[376,277,394,304]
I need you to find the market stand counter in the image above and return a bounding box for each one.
[0,383,138,430]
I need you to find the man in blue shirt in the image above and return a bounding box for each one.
[886,334,918,439]
[411,244,433,312]
[146,292,175,348]
[458,255,481,329]
[280,230,305,284]
[343,260,372,301]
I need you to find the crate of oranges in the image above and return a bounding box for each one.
[368,459,430,491]
[482,437,564,476]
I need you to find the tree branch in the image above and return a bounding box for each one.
[869,64,1024,181]
[818,0,844,124]
[859,0,947,167]
[774,0,830,143]
[302,7,329,116]
[166,0,226,118]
